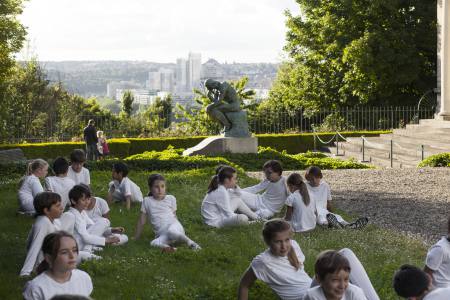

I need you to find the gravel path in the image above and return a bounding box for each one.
[247,168,450,244]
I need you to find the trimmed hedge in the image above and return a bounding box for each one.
[0,131,390,159]
[418,153,450,167]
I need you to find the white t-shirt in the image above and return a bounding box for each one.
[85,197,110,221]
[20,216,59,276]
[251,240,312,300]
[68,207,106,247]
[18,175,44,213]
[286,190,316,232]
[201,185,236,227]
[141,195,178,235]
[111,177,143,202]
[424,287,450,300]
[306,180,332,217]
[44,176,76,209]
[303,284,367,300]
[426,237,450,288]
[67,166,90,185]
[23,269,93,300]
[243,177,289,213]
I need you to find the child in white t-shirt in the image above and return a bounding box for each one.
[85,195,110,222]
[20,192,64,277]
[305,166,368,230]
[23,231,93,300]
[394,264,450,300]
[201,166,253,228]
[242,160,290,219]
[45,157,76,209]
[425,217,450,288]
[68,185,127,254]
[67,149,90,186]
[285,173,316,233]
[134,174,200,252]
[18,159,48,214]
[107,162,143,210]
[238,219,312,300]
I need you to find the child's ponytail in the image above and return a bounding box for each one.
[287,173,310,206]
[208,166,236,193]
[207,175,219,193]
[288,246,301,270]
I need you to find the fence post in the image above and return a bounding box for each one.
[390,139,393,168]
[362,136,366,162]
[313,134,317,152]
[421,145,425,161]
[336,133,339,156]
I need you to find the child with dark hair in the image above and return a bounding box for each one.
[424,216,450,289]
[20,192,64,277]
[107,162,143,210]
[134,174,200,252]
[393,264,450,299]
[238,219,312,299]
[45,157,76,209]
[23,231,93,300]
[67,149,90,186]
[68,185,127,256]
[242,160,290,219]
[305,166,368,229]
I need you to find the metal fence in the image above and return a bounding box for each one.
[2,106,436,143]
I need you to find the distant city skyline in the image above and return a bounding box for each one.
[19,0,300,63]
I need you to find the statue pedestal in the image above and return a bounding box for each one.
[183,136,258,156]
[224,111,251,137]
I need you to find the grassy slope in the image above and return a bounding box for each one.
[1,169,426,299]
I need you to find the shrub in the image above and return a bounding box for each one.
[418,153,450,167]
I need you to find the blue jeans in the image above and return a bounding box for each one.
[86,143,98,161]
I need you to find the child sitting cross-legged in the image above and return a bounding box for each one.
[305,166,368,229]
[23,231,93,300]
[45,157,76,209]
[18,159,48,214]
[20,192,64,277]
[134,174,201,252]
[107,162,143,210]
[67,149,90,186]
[67,185,128,256]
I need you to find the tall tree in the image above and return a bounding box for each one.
[269,0,437,112]
[121,90,134,118]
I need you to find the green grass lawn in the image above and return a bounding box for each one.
[1,168,426,299]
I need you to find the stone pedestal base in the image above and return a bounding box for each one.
[224,111,251,138]
[183,136,258,156]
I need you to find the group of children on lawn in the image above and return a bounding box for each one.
[15,148,450,300]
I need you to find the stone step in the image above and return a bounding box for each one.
[419,119,450,128]
[392,128,450,140]
[378,134,450,151]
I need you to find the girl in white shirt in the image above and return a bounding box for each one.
[68,185,127,254]
[201,166,252,228]
[134,174,200,252]
[18,159,48,214]
[23,231,93,300]
[45,157,76,209]
[285,173,316,233]
[305,166,368,230]
[238,219,312,300]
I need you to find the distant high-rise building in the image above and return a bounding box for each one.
[176,58,187,92]
[160,68,174,93]
[147,70,162,91]
[187,52,201,90]
[107,81,141,100]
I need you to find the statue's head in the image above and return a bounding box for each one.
[204,79,219,90]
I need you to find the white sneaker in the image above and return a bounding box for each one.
[189,242,202,251]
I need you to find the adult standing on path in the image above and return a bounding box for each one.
[83,119,98,161]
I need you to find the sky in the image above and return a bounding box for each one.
[19,0,301,63]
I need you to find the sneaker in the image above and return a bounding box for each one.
[92,246,104,252]
[189,242,202,251]
[348,217,369,230]
[326,213,344,229]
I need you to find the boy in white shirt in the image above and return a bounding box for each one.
[394,264,450,300]
[67,149,91,186]
[85,195,110,222]
[20,192,64,277]
[107,162,143,210]
[425,217,450,288]
[242,160,289,219]
[45,157,76,209]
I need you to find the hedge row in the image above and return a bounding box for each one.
[418,153,450,167]
[0,131,390,160]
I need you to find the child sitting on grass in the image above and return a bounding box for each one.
[45,157,75,209]
[107,162,143,210]
[394,264,450,300]
[23,231,93,300]
[238,219,312,300]
[134,174,200,252]
[20,192,64,277]
[67,149,90,186]
[68,185,127,256]
[305,166,368,229]
[242,160,290,219]
[284,172,316,233]
[424,216,450,289]
[201,166,253,228]
[18,159,48,214]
